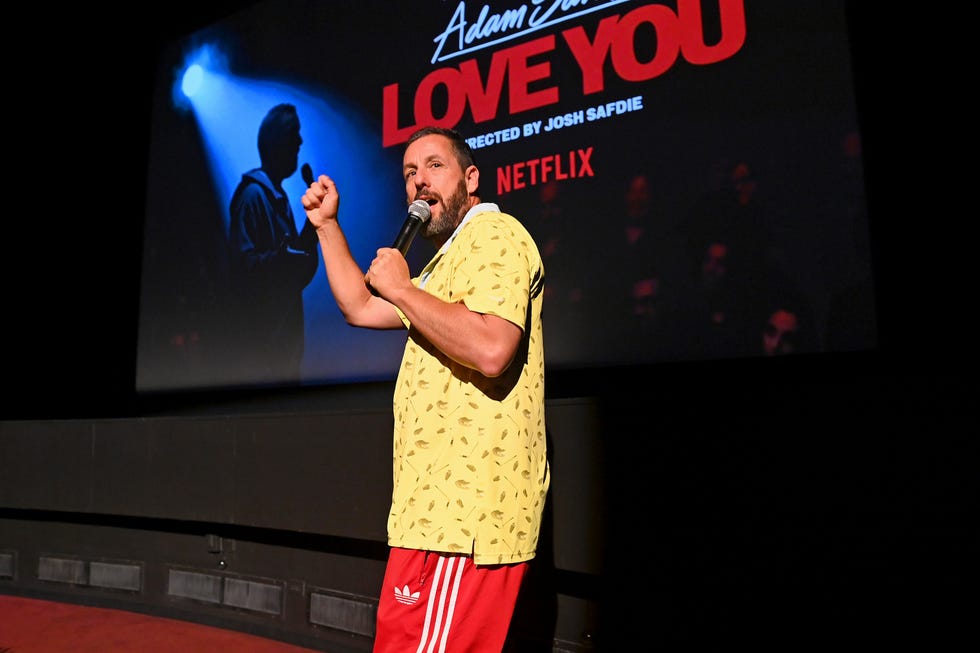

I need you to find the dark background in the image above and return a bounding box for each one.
[4,2,972,649]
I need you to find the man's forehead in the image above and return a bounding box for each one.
[404,135,453,165]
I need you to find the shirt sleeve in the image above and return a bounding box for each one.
[452,214,535,330]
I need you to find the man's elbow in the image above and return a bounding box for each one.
[474,342,517,378]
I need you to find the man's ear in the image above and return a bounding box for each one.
[465,165,480,194]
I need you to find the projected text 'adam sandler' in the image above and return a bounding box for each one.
[382,0,746,146]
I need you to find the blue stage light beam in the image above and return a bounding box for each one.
[169,40,409,384]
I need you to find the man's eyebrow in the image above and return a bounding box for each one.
[405,153,445,168]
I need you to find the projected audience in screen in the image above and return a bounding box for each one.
[759,255,822,355]
[676,238,760,359]
[825,129,877,353]
[531,180,575,303]
[598,172,669,354]
[227,103,319,385]
[761,307,803,357]
[525,179,586,320]
[676,159,777,359]
[585,171,690,362]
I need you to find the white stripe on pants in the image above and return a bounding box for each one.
[416,554,466,653]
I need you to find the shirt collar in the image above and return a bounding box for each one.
[419,202,498,289]
[437,202,498,256]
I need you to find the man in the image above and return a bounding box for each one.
[228,103,318,384]
[301,126,549,652]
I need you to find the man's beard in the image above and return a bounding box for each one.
[424,179,469,240]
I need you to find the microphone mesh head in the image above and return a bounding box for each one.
[409,199,431,222]
[301,163,314,186]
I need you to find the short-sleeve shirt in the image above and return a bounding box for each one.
[389,204,549,565]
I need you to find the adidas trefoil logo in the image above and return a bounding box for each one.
[394,584,420,605]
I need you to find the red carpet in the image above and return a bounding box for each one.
[0,595,324,652]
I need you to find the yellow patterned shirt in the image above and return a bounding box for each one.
[389,204,549,565]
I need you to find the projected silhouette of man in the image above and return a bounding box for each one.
[228,103,318,384]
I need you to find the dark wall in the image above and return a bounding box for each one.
[2,374,972,650]
[0,399,604,650]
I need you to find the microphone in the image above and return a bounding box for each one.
[391,200,432,256]
[297,163,318,246]
[368,200,431,297]
[301,162,314,186]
